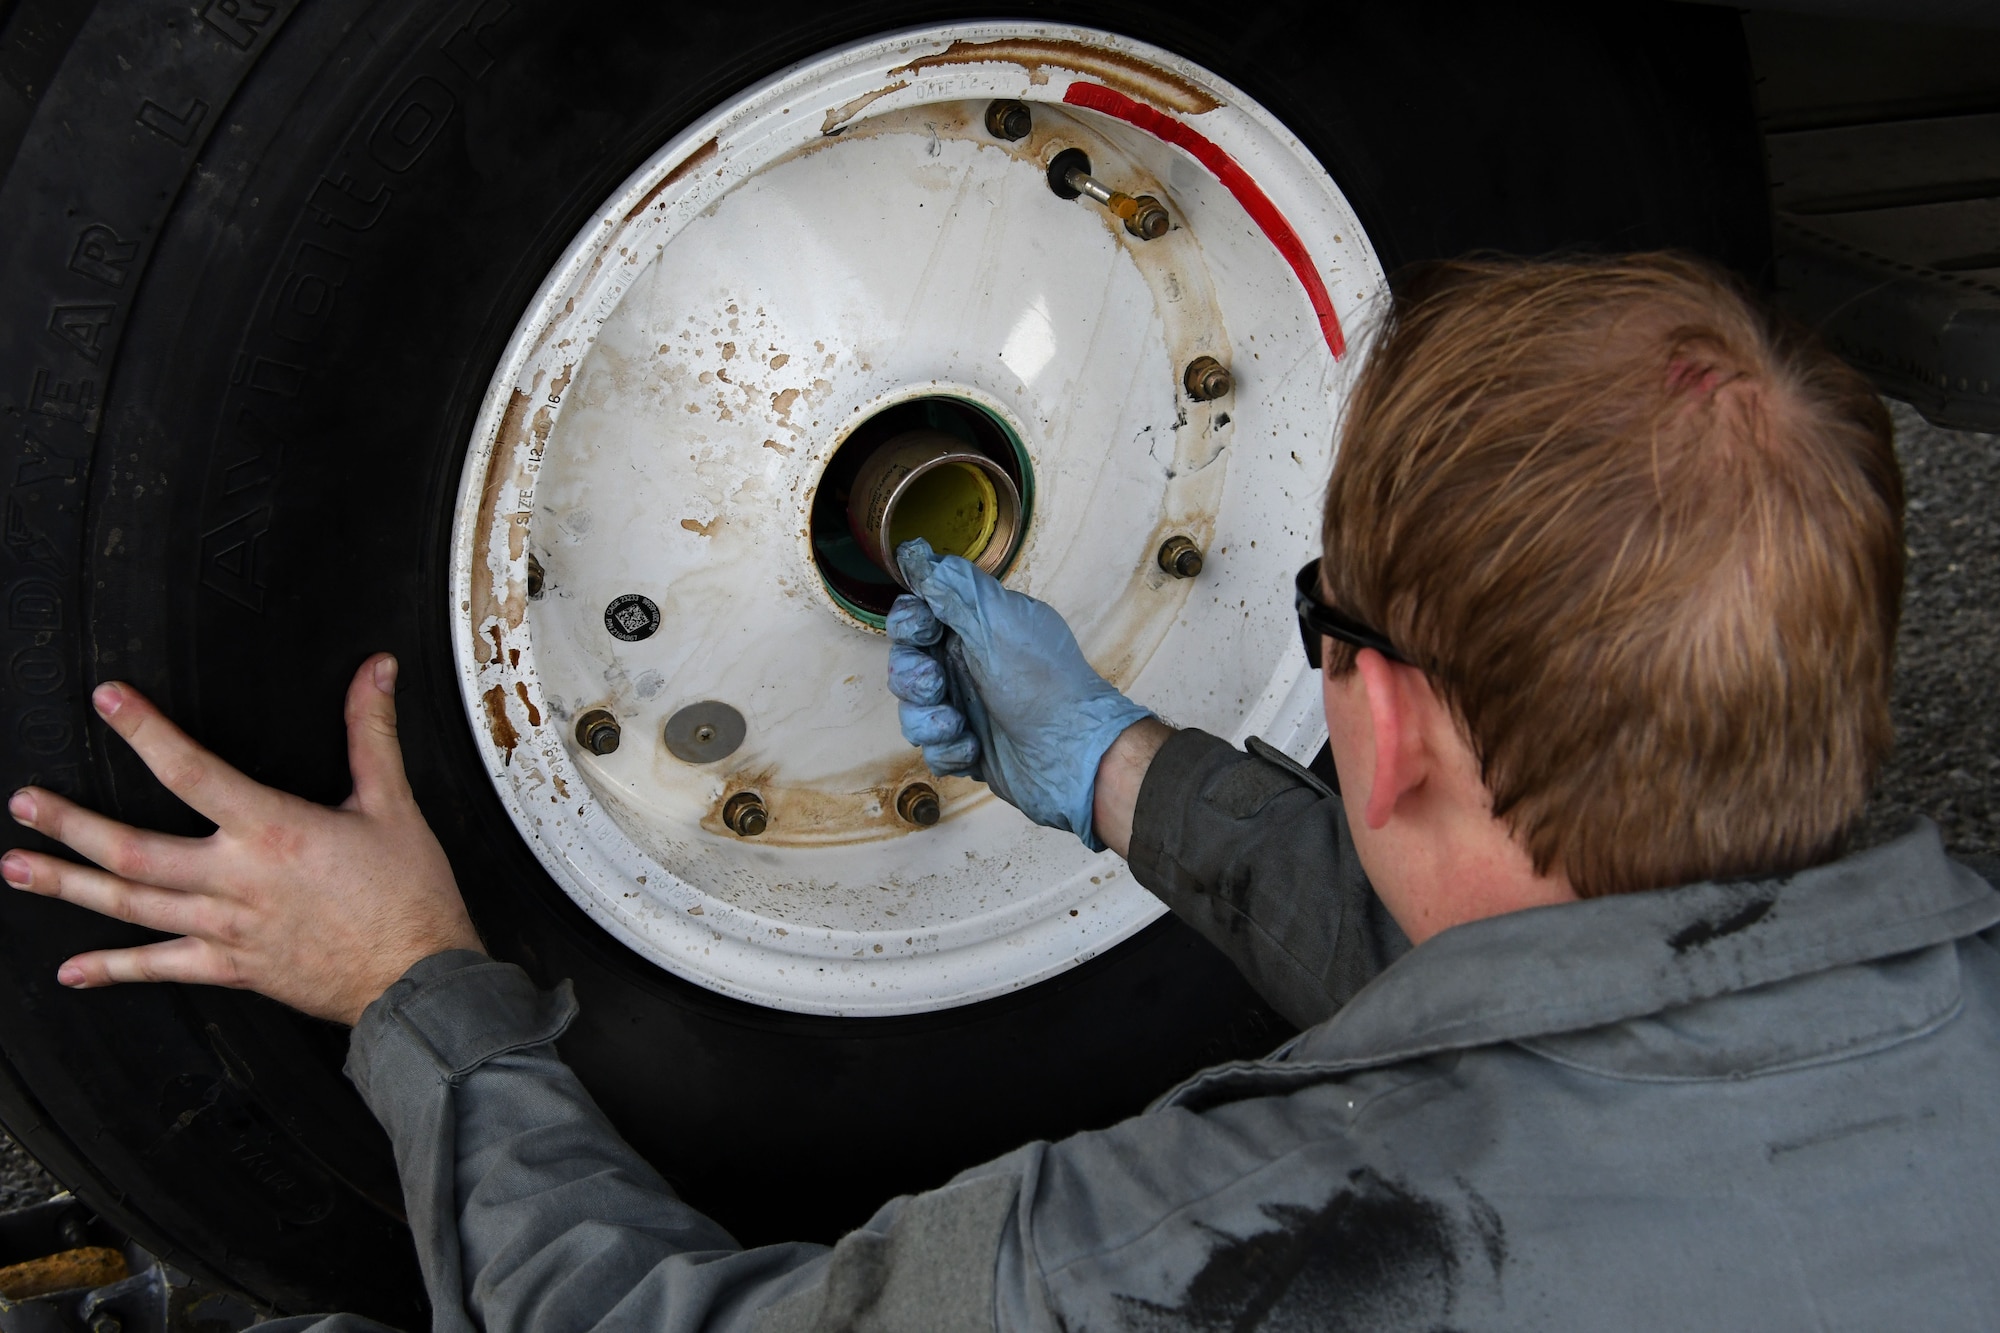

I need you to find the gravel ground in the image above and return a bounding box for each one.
[1858,403,2000,859]
[0,1134,56,1211]
[0,399,1991,1211]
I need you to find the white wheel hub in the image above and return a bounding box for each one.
[451,24,1386,1015]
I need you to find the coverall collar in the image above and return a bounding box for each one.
[1162,821,2000,1108]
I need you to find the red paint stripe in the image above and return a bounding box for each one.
[1062,81,1345,360]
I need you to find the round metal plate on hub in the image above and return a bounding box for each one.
[664,701,748,764]
[450,24,1385,1015]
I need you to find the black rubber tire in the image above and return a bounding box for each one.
[0,0,1768,1318]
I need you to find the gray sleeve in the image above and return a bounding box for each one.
[1125,728,1408,1029]
[343,950,1028,1333]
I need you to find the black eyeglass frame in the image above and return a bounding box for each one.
[1294,560,1410,669]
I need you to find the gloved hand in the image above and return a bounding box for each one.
[885,538,1153,851]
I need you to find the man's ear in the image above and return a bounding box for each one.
[1355,648,1426,830]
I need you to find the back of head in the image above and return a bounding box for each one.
[1321,254,1902,898]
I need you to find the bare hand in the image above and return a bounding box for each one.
[1,654,482,1025]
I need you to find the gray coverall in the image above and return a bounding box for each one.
[278,728,2000,1331]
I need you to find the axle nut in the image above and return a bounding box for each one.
[1158,535,1204,580]
[1125,195,1170,241]
[723,791,768,838]
[896,782,942,827]
[1183,356,1233,401]
[984,99,1032,141]
[575,708,621,755]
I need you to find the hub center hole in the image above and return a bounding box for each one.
[810,397,1032,624]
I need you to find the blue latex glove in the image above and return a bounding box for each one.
[885,538,1153,851]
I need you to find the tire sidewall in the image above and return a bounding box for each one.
[0,0,1765,1312]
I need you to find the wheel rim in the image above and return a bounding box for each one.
[450,23,1385,1016]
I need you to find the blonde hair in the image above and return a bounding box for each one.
[1321,254,1902,897]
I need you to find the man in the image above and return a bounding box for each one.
[6,253,1996,1329]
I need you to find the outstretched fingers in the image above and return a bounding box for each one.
[92,682,279,831]
[2,850,225,940]
[58,935,241,990]
[7,787,205,890]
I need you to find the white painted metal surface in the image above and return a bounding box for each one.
[450,24,1387,1015]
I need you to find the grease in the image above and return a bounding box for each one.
[622,137,719,222]
[481,684,519,761]
[888,38,1220,115]
[822,81,909,135]
[1113,1169,1500,1331]
[696,755,985,847]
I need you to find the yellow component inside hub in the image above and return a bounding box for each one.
[888,462,999,563]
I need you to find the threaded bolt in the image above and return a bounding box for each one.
[723,791,768,837]
[1183,356,1233,401]
[985,99,1032,141]
[896,783,942,827]
[575,708,621,755]
[1158,535,1204,579]
[1125,195,1170,240]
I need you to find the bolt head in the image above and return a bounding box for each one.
[694,724,716,744]
[1184,356,1233,401]
[577,709,621,755]
[1127,196,1170,240]
[897,782,942,827]
[985,99,1032,141]
[724,792,768,837]
[1158,535,1204,580]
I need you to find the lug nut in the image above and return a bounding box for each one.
[896,782,942,827]
[1184,356,1233,401]
[985,99,1032,141]
[723,791,768,837]
[1120,195,1170,240]
[1158,535,1204,579]
[527,554,545,599]
[575,708,621,755]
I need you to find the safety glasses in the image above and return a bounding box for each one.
[1294,559,1410,669]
